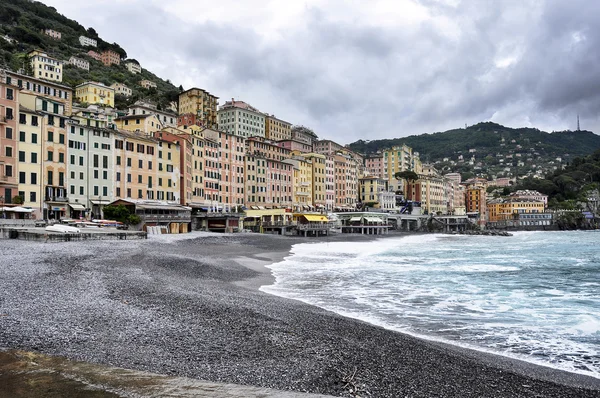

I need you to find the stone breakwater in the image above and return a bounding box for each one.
[0,232,598,398]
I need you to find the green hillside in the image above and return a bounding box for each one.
[0,0,180,110]
[348,122,600,159]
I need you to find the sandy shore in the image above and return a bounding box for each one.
[0,232,599,397]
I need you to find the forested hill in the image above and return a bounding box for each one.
[348,122,600,160]
[0,0,180,110]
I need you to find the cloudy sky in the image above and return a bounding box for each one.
[43,0,599,144]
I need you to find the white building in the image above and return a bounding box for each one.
[125,61,141,74]
[68,56,89,71]
[127,100,177,127]
[79,35,97,47]
[217,98,265,138]
[66,119,115,218]
[110,82,132,97]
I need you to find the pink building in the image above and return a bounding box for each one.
[87,51,102,61]
[218,130,246,206]
[0,77,18,205]
[314,139,343,155]
[277,139,312,153]
[365,154,384,178]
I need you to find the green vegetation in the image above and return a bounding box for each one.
[515,149,600,209]
[348,122,600,159]
[102,204,141,225]
[0,0,180,110]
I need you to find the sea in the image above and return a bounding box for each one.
[261,230,600,378]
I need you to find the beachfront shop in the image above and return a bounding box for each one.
[108,199,192,234]
[293,213,331,237]
[335,212,390,235]
[242,208,293,234]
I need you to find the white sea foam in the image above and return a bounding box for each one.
[261,232,600,379]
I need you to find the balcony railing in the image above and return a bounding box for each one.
[140,214,191,221]
[46,195,68,202]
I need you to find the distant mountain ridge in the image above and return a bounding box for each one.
[347,122,600,160]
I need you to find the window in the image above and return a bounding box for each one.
[4,147,12,157]
[127,158,132,167]
[103,170,107,179]
[47,131,54,142]
[59,134,65,144]
[127,174,131,183]
[103,186,107,196]
[94,170,99,179]
[138,175,142,183]
[59,153,64,163]
[93,154,99,168]
[93,186,99,196]
[5,127,12,139]
[127,188,131,197]
[31,153,37,163]
[30,192,36,202]
[19,131,25,142]
[116,172,121,182]
[138,159,143,168]
[116,187,121,197]
[103,156,108,168]
[47,151,53,161]
[4,165,12,177]
[19,172,25,184]
[31,173,37,185]
[47,170,53,185]
[19,114,26,124]
[116,156,121,166]
[79,156,84,166]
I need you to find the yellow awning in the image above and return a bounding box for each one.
[303,215,329,222]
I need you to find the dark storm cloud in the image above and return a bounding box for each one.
[43,0,600,141]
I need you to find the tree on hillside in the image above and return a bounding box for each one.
[394,170,419,182]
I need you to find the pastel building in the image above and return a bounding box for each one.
[284,156,313,211]
[265,115,292,141]
[139,79,157,89]
[125,61,141,74]
[128,100,177,127]
[110,82,132,97]
[218,99,265,138]
[29,50,63,83]
[41,29,61,40]
[79,36,97,47]
[4,70,73,116]
[87,51,102,61]
[101,50,120,66]
[0,75,18,205]
[75,82,114,107]
[359,176,388,206]
[69,56,90,71]
[178,87,218,128]
[114,113,163,135]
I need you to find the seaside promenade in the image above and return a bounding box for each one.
[0,232,598,398]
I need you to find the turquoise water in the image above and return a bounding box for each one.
[261,231,600,378]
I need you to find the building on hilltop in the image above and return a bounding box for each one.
[218,99,265,138]
[100,50,120,66]
[68,56,89,71]
[28,49,63,83]
[110,82,132,97]
[139,80,157,89]
[75,82,115,107]
[125,61,141,74]
[87,50,102,61]
[79,35,97,47]
[178,87,218,129]
[41,29,61,40]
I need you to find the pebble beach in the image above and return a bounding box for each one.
[0,232,599,397]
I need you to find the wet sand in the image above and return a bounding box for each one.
[0,232,599,397]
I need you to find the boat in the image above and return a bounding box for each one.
[45,224,81,234]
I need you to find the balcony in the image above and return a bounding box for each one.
[0,116,6,124]
[46,195,68,202]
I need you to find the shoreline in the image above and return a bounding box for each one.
[0,231,598,397]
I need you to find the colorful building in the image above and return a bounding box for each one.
[0,75,18,206]
[139,79,157,89]
[125,61,141,74]
[114,113,163,135]
[110,82,132,97]
[265,114,292,141]
[218,99,265,138]
[75,82,115,107]
[178,87,218,129]
[100,50,120,66]
[29,50,63,83]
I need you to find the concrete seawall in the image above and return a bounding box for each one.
[0,227,147,241]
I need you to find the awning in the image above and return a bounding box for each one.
[364,217,383,223]
[136,204,191,211]
[90,200,112,205]
[69,203,86,210]
[349,216,362,222]
[1,206,33,213]
[303,215,329,222]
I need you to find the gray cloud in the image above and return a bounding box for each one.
[44,0,600,141]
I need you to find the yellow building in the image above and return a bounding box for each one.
[75,82,115,107]
[382,144,422,193]
[114,114,163,135]
[359,176,388,206]
[296,152,326,208]
[16,93,44,217]
[156,137,181,202]
[284,157,313,211]
[178,87,218,128]
[487,198,545,223]
[139,80,157,89]
[28,50,63,83]
[265,114,292,141]
[5,70,73,116]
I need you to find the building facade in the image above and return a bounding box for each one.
[110,82,132,97]
[0,75,18,206]
[68,56,90,71]
[265,115,292,141]
[29,50,63,83]
[79,36,97,47]
[100,50,120,66]
[218,99,265,138]
[125,61,142,74]
[178,87,218,129]
[75,82,115,107]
